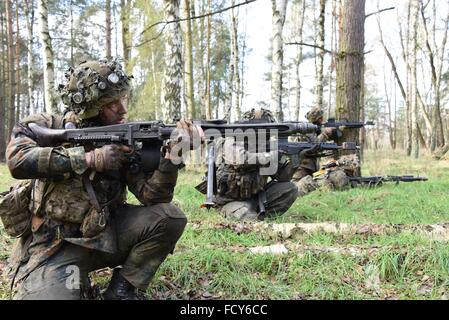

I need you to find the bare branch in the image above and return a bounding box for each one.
[365,7,395,19]
[286,42,373,55]
[139,0,257,37]
[285,42,333,54]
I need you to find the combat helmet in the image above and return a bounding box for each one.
[305,107,324,123]
[59,58,132,119]
[241,108,277,123]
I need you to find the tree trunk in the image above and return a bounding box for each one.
[410,0,419,158]
[191,1,205,119]
[38,0,57,114]
[377,8,406,150]
[162,0,182,122]
[6,0,15,137]
[0,5,6,161]
[15,0,20,122]
[316,0,326,110]
[121,0,131,70]
[384,68,394,149]
[336,0,365,145]
[205,0,212,119]
[105,0,112,59]
[69,0,74,66]
[270,0,287,121]
[399,1,412,155]
[294,0,306,121]
[419,0,447,151]
[183,0,195,119]
[231,1,241,121]
[328,0,337,118]
[25,0,35,115]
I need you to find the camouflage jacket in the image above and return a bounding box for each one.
[5,113,180,283]
[214,137,292,204]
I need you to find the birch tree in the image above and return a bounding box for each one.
[230,2,241,121]
[106,0,112,59]
[410,0,419,158]
[0,5,6,160]
[162,0,182,122]
[270,0,287,121]
[316,0,326,110]
[6,0,15,136]
[397,3,412,155]
[38,0,57,114]
[121,0,131,70]
[183,0,195,119]
[419,0,449,151]
[25,0,35,115]
[15,0,21,121]
[205,0,212,119]
[292,0,306,121]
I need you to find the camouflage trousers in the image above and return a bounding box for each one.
[295,169,350,197]
[13,203,187,300]
[218,182,298,220]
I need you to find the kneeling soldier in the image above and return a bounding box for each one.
[5,59,200,300]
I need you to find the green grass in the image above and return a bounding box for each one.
[1,149,449,299]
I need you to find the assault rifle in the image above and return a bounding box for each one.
[27,120,321,174]
[318,118,374,140]
[349,175,428,187]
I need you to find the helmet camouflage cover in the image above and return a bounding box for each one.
[242,108,277,123]
[305,107,324,123]
[59,58,132,119]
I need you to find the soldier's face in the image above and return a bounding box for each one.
[100,97,128,125]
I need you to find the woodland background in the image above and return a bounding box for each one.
[0,0,448,160]
[1,0,449,300]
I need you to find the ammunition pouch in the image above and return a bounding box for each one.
[44,177,91,224]
[0,180,34,238]
[217,167,267,200]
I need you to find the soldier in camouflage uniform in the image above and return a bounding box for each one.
[295,154,360,197]
[291,107,362,197]
[212,108,298,220]
[5,58,200,300]
[291,107,337,183]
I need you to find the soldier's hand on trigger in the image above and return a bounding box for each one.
[85,144,131,172]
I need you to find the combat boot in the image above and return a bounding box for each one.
[102,268,147,300]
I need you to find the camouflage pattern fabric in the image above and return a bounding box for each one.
[214,137,274,201]
[305,107,324,123]
[221,182,298,220]
[241,108,277,122]
[214,137,297,220]
[13,203,186,299]
[294,154,360,197]
[5,112,184,299]
[59,58,132,119]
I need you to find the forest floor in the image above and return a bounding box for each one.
[1,149,449,300]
